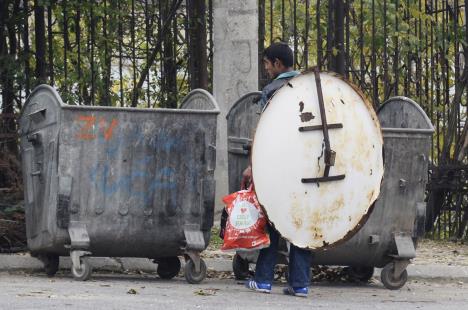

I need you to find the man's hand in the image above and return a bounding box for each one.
[241,166,252,190]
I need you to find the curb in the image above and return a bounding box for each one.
[0,254,232,274]
[1,254,467,282]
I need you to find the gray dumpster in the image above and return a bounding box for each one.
[226,92,261,193]
[225,91,287,278]
[226,95,434,290]
[19,85,219,283]
[312,96,434,289]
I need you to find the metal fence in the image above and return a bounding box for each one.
[257,0,467,239]
[0,0,213,109]
[0,0,467,239]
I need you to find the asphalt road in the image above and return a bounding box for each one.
[0,272,466,310]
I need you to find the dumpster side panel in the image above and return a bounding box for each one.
[19,86,66,253]
[56,107,217,257]
[226,92,261,193]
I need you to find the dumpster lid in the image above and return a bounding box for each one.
[251,71,384,249]
[20,85,64,136]
[226,91,262,120]
[378,96,435,132]
[179,89,220,112]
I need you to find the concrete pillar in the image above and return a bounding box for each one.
[213,0,258,216]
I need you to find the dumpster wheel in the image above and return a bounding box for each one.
[380,263,408,290]
[184,258,207,284]
[156,257,181,279]
[71,257,92,281]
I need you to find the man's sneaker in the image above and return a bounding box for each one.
[245,280,272,293]
[283,286,308,297]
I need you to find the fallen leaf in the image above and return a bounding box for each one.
[194,289,217,296]
[127,288,138,295]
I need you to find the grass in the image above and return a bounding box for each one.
[208,226,224,251]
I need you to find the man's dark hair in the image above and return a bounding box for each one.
[263,42,294,67]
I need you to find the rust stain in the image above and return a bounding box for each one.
[367,190,375,203]
[306,195,346,243]
[351,154,365,172]
[307,219,324,241]
[329,196,345,213]
[300,112,315,122]
[289,196,304,230]
[335,159,345,173]
[299,101,304,112]
[292,216,303,230]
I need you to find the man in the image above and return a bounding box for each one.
[243,42,311,297]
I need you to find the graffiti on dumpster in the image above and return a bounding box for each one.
[76,115,118,141]
[85,124,201,209]
[89,160,178,206]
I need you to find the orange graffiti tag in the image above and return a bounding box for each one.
[103,119,118,141]
[77,115,96,140]
[76,115,118,141]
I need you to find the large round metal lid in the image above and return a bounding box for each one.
[251,71,384,249]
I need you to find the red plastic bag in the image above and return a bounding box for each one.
[221,185,270,251]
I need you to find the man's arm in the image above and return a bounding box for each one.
[241,166,252,190]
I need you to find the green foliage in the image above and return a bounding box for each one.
[262,0,465,165]
[0,0,192,109]
[1,0,465,126]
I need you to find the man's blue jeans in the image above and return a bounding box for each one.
[254,225,311,287]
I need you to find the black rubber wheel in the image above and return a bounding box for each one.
[43,255,59,277]
[71,258,92,281]
[156,257,181,279]
[184,258,207,284]
[348,266,375,282]
[380,263,408,290]
[232,254,250,280]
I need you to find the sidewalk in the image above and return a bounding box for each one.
[1,251,468,282]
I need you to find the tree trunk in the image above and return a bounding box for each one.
[34,0,47,84]
[1,0,19,156]
[187,0,208,90]
[131,0,183,108]
[330,0,345,75]
[47,2,54,85]
[326,0,334,70]
[161,0,178,108]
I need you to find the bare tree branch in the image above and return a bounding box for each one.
[131,0,183,107]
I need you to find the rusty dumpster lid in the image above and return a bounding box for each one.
[251,71,384,249]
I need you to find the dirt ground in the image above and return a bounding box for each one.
[206,227,468,267]
[413,239,468,266]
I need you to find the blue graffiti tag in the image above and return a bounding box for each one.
[89,160,178,206]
